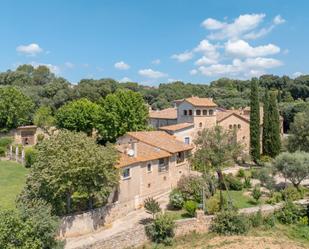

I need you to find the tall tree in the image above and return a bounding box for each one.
[268,92,281,157]
[262,90,271,155]
[33,106,55,135]
[97,89,149,143]
[250,78,260,162]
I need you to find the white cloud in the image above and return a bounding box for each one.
[30,62,60,74]
[152,59,161,65]
[64,62,74,69]
[225,40,280,57]
[114,61,130,70]
[292,72,304,78]
[193,39,220,65]
[171,51,193,62]
[190,69,198,75]
[16,43,43,56]
[167,78,181,83]
[138,69,167,78]
[195,56,218,66]
[119,77,132,83]
[273,15,285,25]
[201,18,226,30]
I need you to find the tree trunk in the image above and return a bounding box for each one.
[216,169,233,210]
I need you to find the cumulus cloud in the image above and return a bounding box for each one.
[292,72,304,78]
[190,69,198,75]
[225,40,280,57]
[16,43,43,56]
[273,15,286,25]
[119,77,132,83]
[114,61,130,70]
[195,56,218,66]
[152,59,161,65]
[138,68,167,78]
[171,51,194,62]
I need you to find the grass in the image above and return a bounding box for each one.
[0,160,28,210]
[214,190,258,209]
[165,208,192,220]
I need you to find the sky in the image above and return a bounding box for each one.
[0,0,309,85]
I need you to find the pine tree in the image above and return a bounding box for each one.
[250,78,260,162]
[262,90,271,155]
[268,92,281,157]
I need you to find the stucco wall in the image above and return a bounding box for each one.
[149,118,177,128]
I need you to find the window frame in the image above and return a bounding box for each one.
[122,167,131,179]
[158,158,168,172]
[183,110,187,116]
[176,151,185,164]
[184,137,190,144]
[196,109,201,116]
[147,162,152,173]
[202,110,207,116]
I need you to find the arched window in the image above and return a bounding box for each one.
[209,109,214,115]
[229,124,232,129]
[196,110,201,115]
[233,124,237,129]
[238,124,241,129]
[199,122,202,128]
[188,110,193,115]
[183,110,187,116]
[203,110,207,116]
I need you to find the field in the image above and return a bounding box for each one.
[0,160,28,210]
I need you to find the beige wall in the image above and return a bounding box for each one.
[169,127,195,145]
[149,118,177,128]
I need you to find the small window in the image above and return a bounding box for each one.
[242,136,246,140]
[196,110,201,116]
[158,158,168,172]
[122,168,130,179]
[209,109,214,115]
[183,110,187,116]
[233,124,237,129]
[199,122,202,128]
[163,176,167,181]
[147,163,152,172]
[188,110,193,115]
[176,152,185,164]
[184,137,190,144]
[238,124,241,129]
[203,110,207,116]
[147,183,151,188]
[229,124,233,129]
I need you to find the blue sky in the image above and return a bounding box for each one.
[1,0,308,85]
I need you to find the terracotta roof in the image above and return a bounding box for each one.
[149,108,177,120]
[116,142,170,168]
[216,110,250,124]
[127,131,194,154]
[159,122,194,132]
[184,96,217,107]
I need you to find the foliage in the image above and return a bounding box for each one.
[221,174,243,191]
[145,213,175,245]
[205,196,220,215]
[243,177,252,189]
[33,106,55,135]
[0,137,13,147]
[250,78,261,162]
[252,186,262,202]
[210,210,250,235]
[266,191,282,204]
[263,215,276,228]
[262,89,271,155]
[276,201,305,224]
[36,133,45,143]
[252,168,276,191]
[56,98,101,135]
[97,89,149,143]
[0,147,5,157]
[19,130,119,215]
[184,200,198,217]
[144,197,161,218]
[237,169,245,178]
[281,186,303,201]
[0,87,35,131]
[169,189,184,210]
[249,210,263,228]
[273,151,309,189]
[24,147,38,168]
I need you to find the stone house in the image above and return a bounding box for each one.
[115,131,193,211]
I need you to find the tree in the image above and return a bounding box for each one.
[0,87,34,131]
[56,98,101,136]
[144,197,161,219]
[267,92,281,157]
[33,106,55,135]
[273,152,309,189]
[251,186,262,203]
[97,89,149,143]
[287,109,309,152]
[250,78,260,162]
[262,90,271,155]
[19,130,119,215]
[191,126,242,208]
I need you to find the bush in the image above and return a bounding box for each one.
[210,210,250,235]
[177,175,211,203]
[281,186,303,201]
[237,169,245,178]
[144,197,161,218]
[259,155,273,165]
[276,201,305,224]
[205,196,220,215]
[0,137,13,147]
[266,191,282,205]
[145,213,175,245]
[169,189,184,209]
[221,174,243,191]
[243,177,252,189]
[249,210,263,228]
[184,200,198,217]
[253,168,276,191]
[24,147,38,168]
[252,186,262,203]
[263,215,276,228]
[37,134,45,143]
[0,146,6,157]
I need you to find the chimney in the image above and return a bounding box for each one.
[127,141,137,157]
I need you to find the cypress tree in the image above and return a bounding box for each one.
[262,90,271,155]
[268,92,281,157]
[250,78,260,162]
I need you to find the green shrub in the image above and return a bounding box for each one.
[36,134,45,143]
[205,196,220,215]
[263,215,275,228]
[145,213,175,245]
[276,201,305,224]
[0,137,13,147]
[144,197,161,219]
[252,186,262,203]
[281,186,303,201]
[0,146,6,157]
[266,191,282,204]
[298,216,309,225]
[169,189,184,209]
[260,155,273,165]
[221,174,243,191]
[253,168,276,191]
[249,210,263,228]
[243,177,252,189]
[237,169,245,178]
[184,200,198,217]
[177,175,211,203]
[210,210,250,235]
[24,147,38,168]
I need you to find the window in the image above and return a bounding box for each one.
[203,110,207,116]
[229,124,232,129]
[209,109,214,115]
[183,110,187,116]
[196,109,201,116]
[188,110,193,116]
[158,158,168,172]
[147,183,151,188]
[243,136,246,140]
[147,163,152,173]
[233,124,237,129]
[199,122,202,128]
[122,168,130,179]
[184,137,190,144]
[238,124,241,129]
[176,151,185,164]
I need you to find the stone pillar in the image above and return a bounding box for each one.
[9,145,13,160]
[21,148,25,165]
[15,146,19,162]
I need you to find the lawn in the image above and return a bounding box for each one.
[214,190,258,209]
[0,160,28,210]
